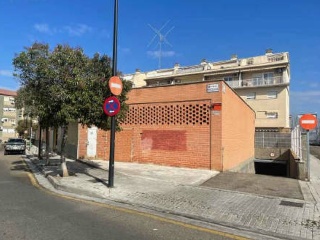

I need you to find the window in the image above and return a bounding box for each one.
[266,112,278,119]
[246,92,256,99]
[252,74,262,85]
[252,72,274,85]
[267,91,277,99]
[224,76,234,87]
[264,72,274,84]
[223,76,233,82]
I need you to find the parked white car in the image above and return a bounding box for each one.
[4,138,26,155]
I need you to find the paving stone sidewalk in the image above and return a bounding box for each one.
[25,146,320,240]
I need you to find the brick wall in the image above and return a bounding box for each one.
[221,82,255,170]
[78,81,255,171]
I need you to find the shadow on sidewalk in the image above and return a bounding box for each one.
[29,155,110,188]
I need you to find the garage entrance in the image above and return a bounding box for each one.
[254,159,287,177]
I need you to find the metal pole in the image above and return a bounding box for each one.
[307,130,310,181]
[108,0,118,188]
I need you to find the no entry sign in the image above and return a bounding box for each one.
[300,114,318,130]
[109,76,123,96]
[103,96,120,117]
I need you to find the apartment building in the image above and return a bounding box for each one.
[0,89,21,141]
[123,50,290,132]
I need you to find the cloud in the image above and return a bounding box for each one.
[34,23,55,35]
[147,50,176,58]
[34,23,92,37]
[296,80,320,88]
[63,24,92,36]
[292,90,320,99]
[291,90,320,115]
[0,70,13,77]
[309,82,319,88]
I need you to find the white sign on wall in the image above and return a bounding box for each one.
[206,83,219,93]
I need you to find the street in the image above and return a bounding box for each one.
[0,153,239,240]
[311,145,320,159]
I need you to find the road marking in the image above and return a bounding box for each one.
[24,161,248,240]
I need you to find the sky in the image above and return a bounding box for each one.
[0,0,319,117]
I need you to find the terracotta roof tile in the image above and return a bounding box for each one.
[0,88,17,96]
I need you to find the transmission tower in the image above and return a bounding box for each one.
[147,20,175,69]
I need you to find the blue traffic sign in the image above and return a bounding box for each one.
[103,96,120,117]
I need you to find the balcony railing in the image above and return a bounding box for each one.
[176,65,204,75]
[146,70,174,78]
[226,76,287,88]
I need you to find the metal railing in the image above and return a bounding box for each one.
[176,65,205,74]
[255,132,291,148]
[146,70,174,78]
[226,76,286,89]
[291,125,302,159]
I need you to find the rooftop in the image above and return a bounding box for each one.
[0,89,17,97]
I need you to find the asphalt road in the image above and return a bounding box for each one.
[0,153,240,240]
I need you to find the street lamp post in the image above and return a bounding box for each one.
[108,0,118,188]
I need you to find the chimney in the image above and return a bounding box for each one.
[200,59,207,65]
[265,49,273,55]
[231,54,238,60]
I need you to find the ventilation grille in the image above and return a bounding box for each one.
[123,101,210,126]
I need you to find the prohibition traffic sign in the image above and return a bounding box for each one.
[103,96,121,117]
[109,76,123,96]
[299,114,318,130]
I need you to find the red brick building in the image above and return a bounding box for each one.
[77,80,255,171]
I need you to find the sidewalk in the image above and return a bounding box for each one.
[25,146,320,240]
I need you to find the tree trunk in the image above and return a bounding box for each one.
[37,124,42,159]
[60,125,69,177]
[45,127,50,165]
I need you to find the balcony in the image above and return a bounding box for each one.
[176,65,205,75]
[146,69,174,78]
[225,76,288,89]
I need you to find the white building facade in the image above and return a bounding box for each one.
[123,50,290,132]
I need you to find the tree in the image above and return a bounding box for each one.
[13,42,132,177]
[14,43,54,164]
[15,119,38,138]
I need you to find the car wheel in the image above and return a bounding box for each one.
[4,151,7,155]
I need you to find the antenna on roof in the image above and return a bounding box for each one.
[147,20,175,69]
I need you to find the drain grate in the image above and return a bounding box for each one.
[280,200,304,208]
